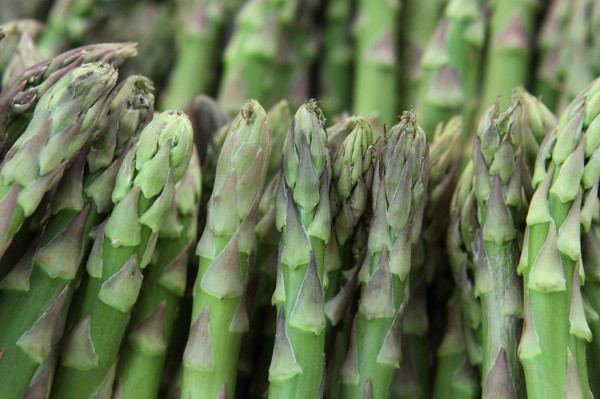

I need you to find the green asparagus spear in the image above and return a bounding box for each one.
[117,148,201,399]
[183,99,270,399]
[517,77,600,399]
[352,0,400,125]
[479,0,538,110]
[341,112,428,399]
[268,99,331,399]
[51,109,193,398]
[0,62,118,257]
[161,0,227,109]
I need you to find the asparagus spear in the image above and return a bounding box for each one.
[352,0,400,125]
[183,99,271,399]
[318,0,354,118]
[517,77,600,399]
[186,94,230,164]
[399,0,445,110]
[479,0,538,110]
[51,109,193,398]
[395,117,462,399]
[534,0,570,113]
[341,112,428,399]
[0,42,138,156]
[117,148,201,399]
[161,0,228,109]
[0,62,118,257]
[416,0,485,141]
[268,99,331,399]
[325,116,375,304]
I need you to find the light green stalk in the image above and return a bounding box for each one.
[268,100,331,399]
[416,0,485,141]
[480,0,538,110]
[0,62,118,257]
[183,100,271,399]
[582,228,600,398]
[318,0,353,118]
[517,77,600,399]
[218,0,296,114]
[400,0,445,110]
[534,0,570,113]
[51,109,193,398]
[117,149,201,399]
[352,0,400,125]
[432,294,480,399]
[341,112,428,399]
[161,0,227,109]
[556,0,596,112]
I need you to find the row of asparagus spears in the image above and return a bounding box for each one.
[3,0,600,133]
[1,37,600,399]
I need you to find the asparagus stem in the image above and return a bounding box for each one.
[183,100,270,399]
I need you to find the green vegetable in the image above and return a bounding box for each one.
[341,112,428,399]
[268,99,331,399]
[183,99,270,399]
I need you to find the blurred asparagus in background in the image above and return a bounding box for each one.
[0,20,43,88]
[416,0,485,142]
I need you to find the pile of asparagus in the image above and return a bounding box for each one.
[0,34,600,399]
[2,1,600,398]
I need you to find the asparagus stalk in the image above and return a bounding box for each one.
[352,0,400,125]
[395,118,462,399]
[186,94,230,164]
[325,116,375,304]
[237,100,291,396]
[400,0,445,110]
[183,99,271,399]
[416,0,485,140]
[318,0,354,118]
[0,42,138,156]
[517,77,600,399]
[51,109,194,398]
[479,0,538,110]
[582,228,600,397]
[161,0,227,109]
[432,294,480,399]
[0,62,118,257]
[117,148,201,399]
[341,112,428,399]
[218,0,294,114]
[534,0,570,113]
[268,100,331,399]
